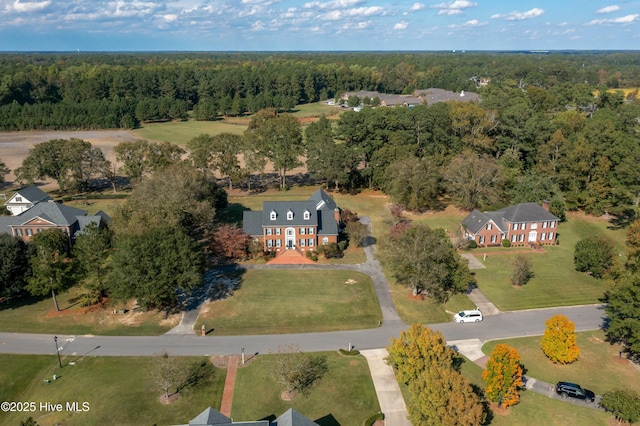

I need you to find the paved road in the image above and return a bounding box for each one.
[0,304,604,357]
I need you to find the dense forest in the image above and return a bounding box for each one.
[1,51,639,129]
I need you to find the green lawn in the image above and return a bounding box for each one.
[0,354,225,426]
[231,352,380,425]
[0,287,177,336]
[483,330,639,396]
[470,213,627,311]
[196,269,382,335]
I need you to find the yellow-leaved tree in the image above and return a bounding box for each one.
[482,344,524,408]
[541,314,580,364]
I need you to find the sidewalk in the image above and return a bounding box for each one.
[219,356,240,417]
[361,348,411,426]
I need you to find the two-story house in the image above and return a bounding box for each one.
[4,185,51,215]
[242,189,341,253]
[461,201,559,247]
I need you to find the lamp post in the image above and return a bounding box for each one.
[241,347,245,365]
[53,336,62,368]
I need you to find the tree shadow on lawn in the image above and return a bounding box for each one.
[0,293,47,311]
[173,265,246,314]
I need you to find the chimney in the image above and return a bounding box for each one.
[542,200,550,211]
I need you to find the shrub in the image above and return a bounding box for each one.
[574,235,616,279]
[468,240,477,249]
[319,242,342,259]
[338,240,348,251]
[502,239,511,247]
[601,389,640,424]
[363,413,384,426]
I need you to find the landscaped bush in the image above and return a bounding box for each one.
[338,240,348,251]
[502,239,511,247]
[468,240,477,249]
[318,242,343,259]
[363,412,384,426]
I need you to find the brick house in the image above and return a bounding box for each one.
[461,202,559,247]
[0,187,110,243]
[242,189,341,253]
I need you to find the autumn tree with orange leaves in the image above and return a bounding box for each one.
[482,344,524,408]
[541,314,580,364]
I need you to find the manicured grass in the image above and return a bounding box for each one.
[63,196,126,217]
[0,354,225,426]
[231,351,380,425]
[133,120,246,145]
[470,213,627,311]
[390,284,477,325]
[0,287,177,336]
[288,102,339,119]
[196,270,382,335]
[483,330,639,396]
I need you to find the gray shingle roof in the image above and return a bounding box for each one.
[0,201,88,236]
[414,88,480,105]
[189,407,232,425]
[243,211,264,237]
[9,185,51,205]
[461,209,491,235]
[272,408,319,426]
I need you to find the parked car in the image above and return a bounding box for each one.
[453,308,483,323]
[555,382,595,403]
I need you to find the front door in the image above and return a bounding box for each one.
[285,227,295,249]
[528,230,537,242]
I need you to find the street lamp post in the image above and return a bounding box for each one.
[241,347,245,365]
[53,336,62,368]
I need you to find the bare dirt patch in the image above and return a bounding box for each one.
[0,130,140,190]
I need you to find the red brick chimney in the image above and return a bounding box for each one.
[542,200,550,211]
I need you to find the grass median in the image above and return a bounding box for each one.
[197,269,382,335]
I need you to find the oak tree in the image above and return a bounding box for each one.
[26,229,72,311]
[0,233,30,298]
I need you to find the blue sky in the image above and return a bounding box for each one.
[0,0,638,51]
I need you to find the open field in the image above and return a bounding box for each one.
[231,351,380,425]
[0,287,179,336]
[0,354,225,426]
[470,212,627,311]
[196,269,382,335]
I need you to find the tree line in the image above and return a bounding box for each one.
[1,51,639,130]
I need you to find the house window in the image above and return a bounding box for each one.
[309,228,314,235]
[521,223,526,230]
[551,221,556,228]
[322,237,329,245]
[512,223,518,231]
[490,235,497,243]
[549,232,554,240]
[275,228,281,235]
[287,210,294,220]
[542,221,548,229]
[287,228,294,236]
[266,228,272,235]
[37,228,44,233]
[308,239,314,247]
[304,210,310,220]
[270,210,277,221]
[15,196,22,202]
[541,232,546,241]
[300,228,306,235]
[267,239,273,247]
[16,228,23,236]
[511,235,517,242]
[519,234,524,242]
[479,236,485,244]
[487,223,492,230]
[531,223,538,229]
[276,239,281,247]
[26,229,33,236]
[300,239,306,247]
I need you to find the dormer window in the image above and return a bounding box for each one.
[287,210,294,220]
[15,197,22,202]
[304,210,310,220]
[270,210,277,221]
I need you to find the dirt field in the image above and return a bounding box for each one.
[0,130,141,190]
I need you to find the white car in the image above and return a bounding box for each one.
[454,308,483,323]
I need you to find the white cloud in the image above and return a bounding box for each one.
[492,8,544,21]
[394,21,408,30]
[410,3,424,12]
[431,0,476,16]
[597,5,620,14]
[162,14,178,22]
[586,14,639,25]
[11,0,51,13]
[303,0,363,9]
